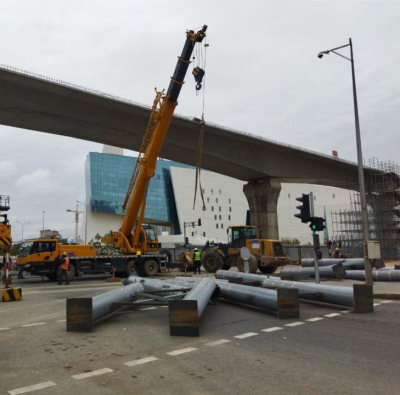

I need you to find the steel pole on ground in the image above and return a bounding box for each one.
[216,270,373,312]
[169,277,217,336]
[171,278,299,319]
[67,282,144,332]
[281,264,346,280]
[218,281,299,319]
[301,259,345,267]
[345,269,400,282]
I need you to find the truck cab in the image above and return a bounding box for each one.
[16,238,97,279]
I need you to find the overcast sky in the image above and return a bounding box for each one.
[1,1,399,241]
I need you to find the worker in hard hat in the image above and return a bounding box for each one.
[193,248,202,274]
[136,251,144,277]
[58,252,70,285]
[334,247,340,259]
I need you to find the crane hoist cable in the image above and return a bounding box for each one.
[192,37,208,210]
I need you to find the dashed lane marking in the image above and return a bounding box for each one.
[380,300,393,304]
[140,307,157,311]
[261,327,283,333]
[167,347,198,356]
[0,327,10,331]
[124,356,159,367]
[8,381,57,394]
[324,313,341,318]
[205,339,231,347]
[234,332,259,339]
[72,368,113,380]
[340,310,351,313]
[21,323,46,328]
[285,322,305,327]
[373,303,381,306]
[56,319,66,323]
[306,317,324,322]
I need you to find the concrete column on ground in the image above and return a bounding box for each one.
[243,178,281,239]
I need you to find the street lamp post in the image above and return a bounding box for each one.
[76,201,88,244]
[318,38,373,285]
[16,220,30,242]
[42,211,45,231]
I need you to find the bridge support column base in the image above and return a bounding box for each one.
[243,178,281,240]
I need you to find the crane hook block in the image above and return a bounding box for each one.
[193,67,205,91]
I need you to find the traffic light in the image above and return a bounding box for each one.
[294,194,310,223]
[198,219,202,226]
[185,236,189,246]
[309,217,326,232]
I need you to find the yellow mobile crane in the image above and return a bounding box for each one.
[16,26,208,280]
[102,25,207,272]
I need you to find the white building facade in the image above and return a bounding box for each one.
[83,154,353,245]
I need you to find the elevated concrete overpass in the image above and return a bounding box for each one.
[0,65,373,238]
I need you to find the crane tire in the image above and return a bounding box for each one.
[237,254,258,273]
[125,260,136,276]
[144,259,159,277]
[160,249,172,264]
[46,273,58,281]
[202,251,224,273]
[57,264,76,281]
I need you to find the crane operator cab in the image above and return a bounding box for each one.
[102,225,159,254]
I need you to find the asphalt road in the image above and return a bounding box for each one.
[1,272,400,395]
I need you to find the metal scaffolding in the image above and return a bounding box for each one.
[331,158,400,259]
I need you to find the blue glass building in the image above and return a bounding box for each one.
[85,152,192,234]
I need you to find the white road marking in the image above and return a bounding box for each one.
[306,317,324,322]
[285,322,304,327]
[205,339,231,347]
[160,306,169,308]
[380,300,393,304]
[166,347,198,356]
[21,323,46,328]
[124,356,159,367]
[140,307,157,311]
[0,327,10,331]
[373,303,381,306]
[72,368,113,380]
[324,313,341,318]
[234,332,259,339]
[340,310,351,314]
[8,381,57,394]
[261,327,283,333]
[56,319,66,323]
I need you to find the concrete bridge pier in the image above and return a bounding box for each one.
[243,178,281,240]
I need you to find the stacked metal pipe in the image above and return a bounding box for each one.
[216,270,357,307]
[169,277,299,318]
[301,258,384,270]
[281,263,346,279]
[344,269,400,282]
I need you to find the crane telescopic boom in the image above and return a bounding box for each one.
[103,25,207,254]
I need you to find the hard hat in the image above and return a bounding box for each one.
[136,251,142,256]
[62,252,68,256]
[335,247,339,251]
[194,248,198,251]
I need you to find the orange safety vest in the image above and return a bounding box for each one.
[60,257,70,271]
